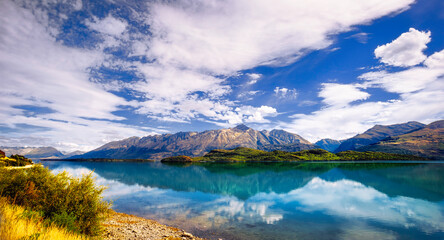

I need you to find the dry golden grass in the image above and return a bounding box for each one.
[0,199,89,240]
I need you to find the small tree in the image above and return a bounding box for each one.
[9,154,33,166]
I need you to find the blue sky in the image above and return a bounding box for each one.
[0,0,443,152]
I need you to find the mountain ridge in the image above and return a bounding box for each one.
[0,146,64,159]
[358,120,444,159]
[315,139,343,152]
[73,125,316,160]
[334,121,426,153]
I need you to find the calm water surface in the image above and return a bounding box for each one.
[42,161,444,240]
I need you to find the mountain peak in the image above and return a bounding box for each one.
[233,124,250,131]
[335,121,426,152]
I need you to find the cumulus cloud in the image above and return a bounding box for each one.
[282,31,444,142]
[86,15,128,36]
[424,49,444,68]
[319,83,370,107]
[274,87,298,100]
[236,106,278,124]
[374,28,431,67]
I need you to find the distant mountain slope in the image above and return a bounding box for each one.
[334,121,425,153]
[75,124,316,160]
[359,120,444,159]
[62,151,85,158]
[1,146,64,159]
[315,139,343,152]
[258,143,316,152]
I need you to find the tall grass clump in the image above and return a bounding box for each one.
[0,198,88,240]
[0,166,111,236]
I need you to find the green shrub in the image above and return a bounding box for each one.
[51,211,80,234]
[161,155,193,162]
[9,154,33,166]
[0,166,110,236]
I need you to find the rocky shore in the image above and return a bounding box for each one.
[103,211,204,240]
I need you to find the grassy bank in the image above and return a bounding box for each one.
[0,165,111,238]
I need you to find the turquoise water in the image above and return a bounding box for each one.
[42,161,444,240]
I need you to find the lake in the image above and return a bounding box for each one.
[42,161,444,240]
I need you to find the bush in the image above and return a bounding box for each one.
[0,166,110,236]
[2,154,33,166]
[161,155,193,162]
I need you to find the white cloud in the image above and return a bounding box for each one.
[360,67,443,94]
[274,87,298,100]
[86,15,128,36]
[283,35,444,142]
[0,0,156,151]
[0,0,419,150]
[236,105,278,124]
[133,64,228,102]
[146,0,414,74]
[132,0,413,127]
[246,73,262,85]
[374,28,431,67]
[238,91,261,101]
[285,80,444,142]
[424,49,444,68]
[319,83,370,107]
[348,32,370,44]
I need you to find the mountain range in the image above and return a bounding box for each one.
[2,120,442,160]
[0,147,83,159]
[314,139,343,152]
[359,120,444,159]
[334,121,425,153]
[73,124,316,160]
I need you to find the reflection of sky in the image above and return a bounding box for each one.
[52,166,444,240]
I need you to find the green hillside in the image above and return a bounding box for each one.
[161,147,426,162]
[359,120,444,159]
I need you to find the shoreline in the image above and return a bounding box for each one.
[103,210,203,240]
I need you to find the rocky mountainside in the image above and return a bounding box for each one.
[0,146,64,159]
[334,121,425,153]
[74,124,316,160]
[62,150,86,158]
[315,139,343,152]
[358,120,444,159]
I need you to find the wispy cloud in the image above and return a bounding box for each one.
[0,0,418,150]
[245,73,262,85]
[0,0,154,151]
[282,29,444,142]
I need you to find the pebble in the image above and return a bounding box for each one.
[102,211,204,240]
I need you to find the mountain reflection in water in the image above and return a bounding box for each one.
[44,161,444,240]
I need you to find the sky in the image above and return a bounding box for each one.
[0,0,443,152]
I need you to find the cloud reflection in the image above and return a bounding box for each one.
[52,166,444,236]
